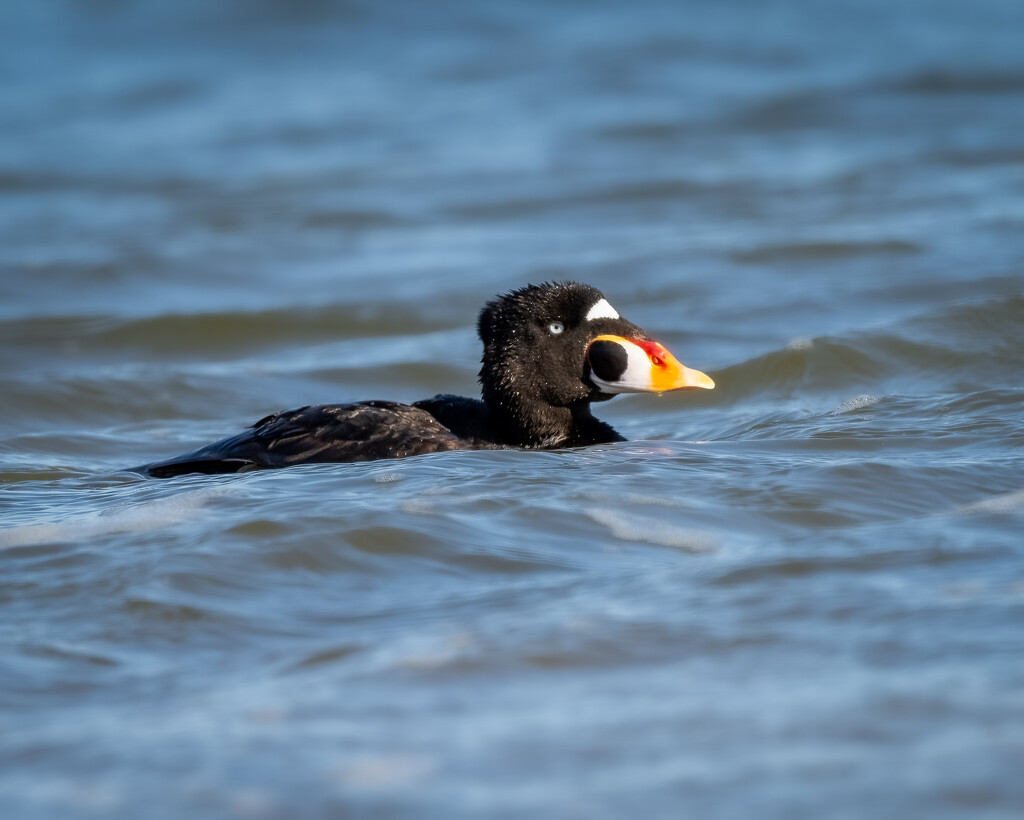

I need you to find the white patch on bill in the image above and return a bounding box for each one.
[586,298,620,321]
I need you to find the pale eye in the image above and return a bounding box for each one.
[548,321,565,335]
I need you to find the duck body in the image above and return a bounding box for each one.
[143,395,623,477]
[139,282,712,477]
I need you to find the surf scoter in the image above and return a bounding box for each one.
[140,282,714,477]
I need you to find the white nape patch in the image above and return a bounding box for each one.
[586,298,620,321]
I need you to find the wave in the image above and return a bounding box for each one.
[0,304,455,359]
[699,292,1023,403]
[882,68,1024,95]
[732,239,921,264]
[0,486,228,549]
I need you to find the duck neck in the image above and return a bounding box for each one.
[484,388,620,448]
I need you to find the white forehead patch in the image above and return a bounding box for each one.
[586,298,620,321]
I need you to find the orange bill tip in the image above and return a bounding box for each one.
[587,335,715,394]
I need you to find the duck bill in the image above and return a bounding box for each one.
[587,335,715,394]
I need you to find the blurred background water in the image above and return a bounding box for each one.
[1,1,1023,817]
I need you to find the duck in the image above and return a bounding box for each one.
[140,282,714,477]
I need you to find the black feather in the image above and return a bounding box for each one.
[139,282,647,477]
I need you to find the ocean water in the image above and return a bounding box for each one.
[2,1,1023,817]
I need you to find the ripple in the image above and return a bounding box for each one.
[0,487,227,549]
[0,304,452,358]
[885,68,1024,95]
[585,508,719,552]
[733,239,921,263]
[3,2,1024,816]
[955,489,1024,515]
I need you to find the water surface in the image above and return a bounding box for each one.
[2,1,1023,817]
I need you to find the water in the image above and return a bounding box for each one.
[2,1,1023,816]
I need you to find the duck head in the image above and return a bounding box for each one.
[477,282,713,446]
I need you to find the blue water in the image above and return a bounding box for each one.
[2,1,1023,817]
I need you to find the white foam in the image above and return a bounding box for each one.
[331,753,437,790]
[587,508,718,552]
[0,488,225,550]
[586,298,620,321]
[831,395,879,415]
[955,489,1024,515]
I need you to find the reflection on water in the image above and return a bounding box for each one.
[2,0,1024,817]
